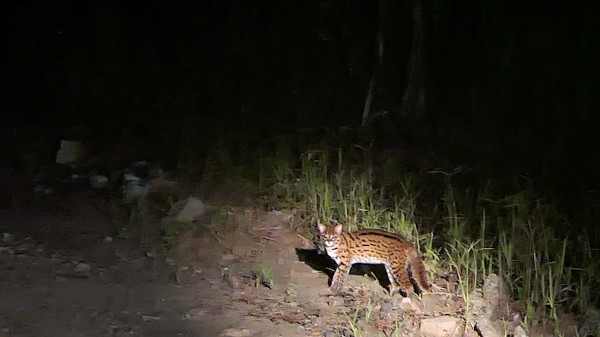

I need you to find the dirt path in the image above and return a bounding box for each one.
[0,190,212,336]
[0,189,505,337]
[0,190,328,337]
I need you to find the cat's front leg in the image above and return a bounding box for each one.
[330,263,350,293]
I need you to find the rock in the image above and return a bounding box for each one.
[148,177,178,194]
[221,254,236,261]
[311,316,326,326]
[327,297,345,306]
[361,324,385,337]
[482,274,510,307]
[14,243,35,254]
[142,314,161,321]
[183,307,207,320]
[474,318,504,337]
[398,297,415,311]
[2,233,14,244]
[90,174,108,189]
[585,307,600,321]
[74,262,92,276]
[380,301,394,313]
[170,197,208,222]
[220,328,251,337]
[420,316,460,337]
[513,325,527,337]
[468,290,493,319]
[388,296,420,313]
[579,307,600,336]
[56,261,92,279]
[33,184,46,195]
[51,253,68,263]
[323,330,337,337]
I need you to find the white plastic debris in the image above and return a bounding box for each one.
[123,173,149,203]
[55,140,84,164]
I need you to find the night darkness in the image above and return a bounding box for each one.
[2,0,600,333]
[2,2,600,223]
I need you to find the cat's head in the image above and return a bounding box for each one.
[317,223,342,248]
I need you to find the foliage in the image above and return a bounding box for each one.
[263,143,598,334]
[252,261,275,289]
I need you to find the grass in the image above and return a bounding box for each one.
[342,307,364,337]
[263,146,598,336]
[162,130,597,335]
[252,261,275,289]
[438,182,594,334]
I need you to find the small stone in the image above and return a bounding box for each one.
[2,233,14,243]
[327,297,345,306]
[90,175,108,189]
[142,314,161,321]
[184,307,206,320]
[103,236,113,243]
[220,328,251,337]
[221,254,235,261]
[580,308,600,337]
[381,302,394,313]
[14,243,35,254]
[469,295,491,318]
[323,330,337,337]
[482,273,510,307]
[420,316,460,337]
[312,316,325,326]
[118,228,129,239]
[51,253,67,263]
[75,262,91,275]
[398,297,414,311]
[361,325,383,337]
[474,319,504,337]
[34,184,46,195]
[171,197,207,222]
[513,325,527,337]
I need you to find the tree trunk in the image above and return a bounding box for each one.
[400,0,425,117]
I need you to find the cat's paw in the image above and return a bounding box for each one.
[330,283,343,293]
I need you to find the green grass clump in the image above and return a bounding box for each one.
[437,176,598,334]
[252,261,275,289]
[173,129,598,334]
[263,145,598,335]
[268,148,421,237]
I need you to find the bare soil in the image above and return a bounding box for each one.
[0,186,566,337]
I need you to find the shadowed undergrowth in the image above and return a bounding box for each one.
[256,142,599,335]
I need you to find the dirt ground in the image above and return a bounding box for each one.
[0,184,571,337]
[0,185,431,337]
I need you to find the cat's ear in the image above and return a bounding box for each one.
[317,223,327,234]
[334,224,343,234]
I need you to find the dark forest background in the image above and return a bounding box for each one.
[1,1,599,242]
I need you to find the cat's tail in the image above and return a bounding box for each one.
[409,253,431,292]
